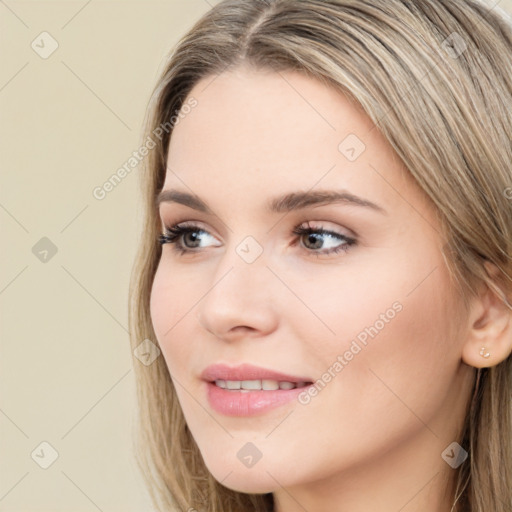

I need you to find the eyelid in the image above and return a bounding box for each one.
[294,219,356,238]
[162,220,352,242]
[158,205,230,234]
[160,214,355,236]
[174,221,222,241]
[160,215,225,238]
[160,219,357,258]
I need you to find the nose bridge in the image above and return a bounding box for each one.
[196,235,278,338]
[212,232,269,293]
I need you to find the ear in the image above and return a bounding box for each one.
[462,261,512,368]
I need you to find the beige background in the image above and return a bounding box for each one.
[1,1,511,511]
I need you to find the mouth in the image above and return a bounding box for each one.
[211,379,313,391]
[201,363,315,416]
[200,363,314,391]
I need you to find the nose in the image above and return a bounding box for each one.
[196,249,279,342]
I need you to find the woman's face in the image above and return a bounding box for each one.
[150,64,473,500]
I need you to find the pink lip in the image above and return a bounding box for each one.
[201,363,314,417]
[200,363,312,383]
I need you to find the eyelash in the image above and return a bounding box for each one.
[158,222,357,257]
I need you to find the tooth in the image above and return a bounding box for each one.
[216,379,301,390]
[262,379,280,390]
[241,380,262,390]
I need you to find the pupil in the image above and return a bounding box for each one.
[186,232,199,247]
[307,234,322,249]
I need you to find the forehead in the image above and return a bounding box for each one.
[163,64,426,218]
[167,64,376,172]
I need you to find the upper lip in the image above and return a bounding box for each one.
[201,363,313,383]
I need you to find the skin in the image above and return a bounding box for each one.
[149,63,511,512]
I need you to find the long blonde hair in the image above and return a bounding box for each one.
[128,1,512,510]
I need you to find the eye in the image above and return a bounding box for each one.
[291,222,356,256]
[158,221,356,257]
[158,223,220,255]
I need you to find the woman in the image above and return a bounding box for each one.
[128,1,512,510]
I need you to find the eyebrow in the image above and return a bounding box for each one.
[155,189,387,215]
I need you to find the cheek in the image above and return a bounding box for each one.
[149,263,169,340]
[295,247,459,417]
[281,257,407,365]
[329,264,459,421]
[149,262,195,372]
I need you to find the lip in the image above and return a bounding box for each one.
[200,363,312,383]
[201,363,314,417]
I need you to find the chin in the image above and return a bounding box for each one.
[215,473,277,494]
[203,458,279,494]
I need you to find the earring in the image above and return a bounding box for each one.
[479,347,490,358]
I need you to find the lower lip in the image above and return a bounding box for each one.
[205,381,312,417]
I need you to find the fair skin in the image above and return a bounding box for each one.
[150,63,512,512]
